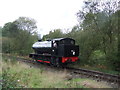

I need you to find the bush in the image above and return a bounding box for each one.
[89,50,106,66]
[2,67,22,88]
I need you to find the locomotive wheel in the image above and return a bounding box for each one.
[50,57,60,67]
[56,57,63,67]
[36,60,40,63]
[50,57,56,67]
[56,57,60,67]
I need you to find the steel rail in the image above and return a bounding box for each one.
[65,67,120,87]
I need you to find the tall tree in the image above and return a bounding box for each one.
[0,26,2,37]
[76,0,119,69]
[42,29,63,40]
[2,17,38,55]
[2,22,18,37]
[14,17,37,34]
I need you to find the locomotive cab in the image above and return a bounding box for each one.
[51,38,79,57]
[52,38,75,47]
[59,38,75,45]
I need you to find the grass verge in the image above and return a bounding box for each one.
[1,56,112,88]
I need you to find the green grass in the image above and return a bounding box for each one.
[1,57,85,88]
[0,54,2,90]
[0,72,2,90]
[1,57,112,88]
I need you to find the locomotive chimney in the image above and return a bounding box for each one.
[38,34,42,42]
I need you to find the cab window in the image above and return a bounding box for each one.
[60,39,75,45]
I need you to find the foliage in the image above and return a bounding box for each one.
[76,0,120,70]
[2,22,18,38]
[42,29,64,40]
[14,17,37,34]
[2,67,22,88]
[0,26,2,37]
[2,17,38,55]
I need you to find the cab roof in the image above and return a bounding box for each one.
[47,38,75,41]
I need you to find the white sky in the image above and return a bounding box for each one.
[0,0,84,36]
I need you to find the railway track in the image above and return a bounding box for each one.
[65,67,120,87]
[3,55,120,87]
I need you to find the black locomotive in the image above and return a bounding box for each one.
[29,38,79,66]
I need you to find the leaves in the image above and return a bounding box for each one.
[43,29,63,40]
[14,17,37,34]
[2,17,38,55]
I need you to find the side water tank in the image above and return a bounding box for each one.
[32,41,52,48]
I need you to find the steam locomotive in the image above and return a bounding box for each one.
[29,38,79,66]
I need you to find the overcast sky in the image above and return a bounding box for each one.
[0,0,84,36]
